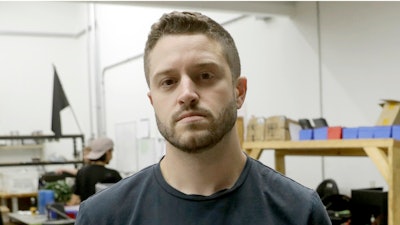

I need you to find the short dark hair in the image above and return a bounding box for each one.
[144,11,241,86]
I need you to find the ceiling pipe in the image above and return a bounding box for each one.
[0,28,88,38]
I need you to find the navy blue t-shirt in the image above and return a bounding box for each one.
[76,156,331,225]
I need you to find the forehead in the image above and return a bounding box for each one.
[148,34,225,70]
[153,34,221,56]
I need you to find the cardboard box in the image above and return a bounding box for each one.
[246,116,265,141]
[376,99,400,125]
[264,116,286,141]
[265,128,290,141]
[264,116,300,141]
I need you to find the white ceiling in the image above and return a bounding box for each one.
[101,1,295,17]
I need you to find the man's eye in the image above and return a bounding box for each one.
[200,72,213,80]
[161,79,176,86]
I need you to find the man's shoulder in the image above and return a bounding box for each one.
[245,157,330,223]
[247,157,314,195]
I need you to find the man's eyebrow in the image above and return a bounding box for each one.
[153,68,176,78]
[192,61,223,71]
[152,61,223,79]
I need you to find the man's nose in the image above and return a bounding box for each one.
[177,76,199,107]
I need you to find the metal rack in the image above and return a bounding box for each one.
[0,134,85,167]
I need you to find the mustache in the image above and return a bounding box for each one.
[173,106,212,122]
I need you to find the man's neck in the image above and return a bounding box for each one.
[160,131,246,196]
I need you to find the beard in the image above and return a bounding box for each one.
[155,98,237,154]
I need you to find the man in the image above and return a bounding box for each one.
[76,11,331,225]
[70,137,122,205]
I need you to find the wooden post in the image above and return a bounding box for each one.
[388,143,400,225]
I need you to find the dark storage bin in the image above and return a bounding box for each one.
[350,187,387,225]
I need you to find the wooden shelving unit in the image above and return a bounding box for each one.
[243,139,400,225]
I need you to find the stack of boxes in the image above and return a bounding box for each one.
[246,115,301,141]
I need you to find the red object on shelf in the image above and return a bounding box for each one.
[328,126,342,139]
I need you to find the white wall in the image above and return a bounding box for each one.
[1,2,399,195]
[0,2,90,174]
[0,2,90,136]
[316,1,400,194]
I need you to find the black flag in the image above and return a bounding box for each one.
[51,65,70,138]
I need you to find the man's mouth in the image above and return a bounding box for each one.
[175,110,210,123]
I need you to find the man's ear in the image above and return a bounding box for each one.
[235,76,247,109]
[147,91,153,105]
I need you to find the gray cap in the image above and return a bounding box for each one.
[87,137,114,160]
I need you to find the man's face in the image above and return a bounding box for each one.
[147,34,240,153]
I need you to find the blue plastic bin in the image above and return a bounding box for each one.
[313,127,328,140]
[342,127,359,139]
[299,129,313,140]
[358,127,374,139]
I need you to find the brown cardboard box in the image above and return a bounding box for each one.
[264,116,300,141]
[246,116,265,141]
[376,99,400,125]
[265,127,290,141]
[264,116,288,141]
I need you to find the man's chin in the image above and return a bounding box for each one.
[176,120,209,130]
[173,134,215,153]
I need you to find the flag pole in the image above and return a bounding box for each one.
[69,104,83,135]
